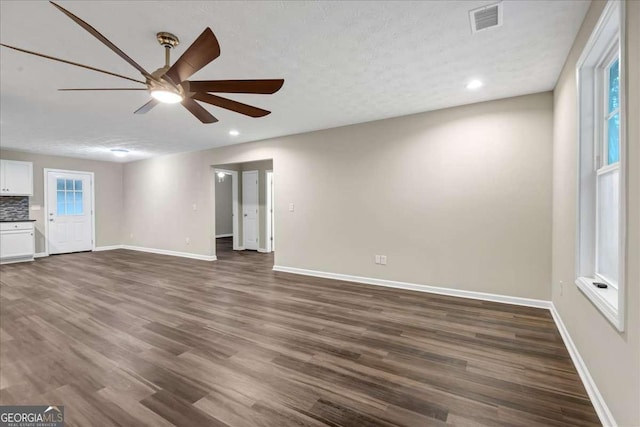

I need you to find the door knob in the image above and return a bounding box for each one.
[244,214,248,217]
[49,219,54,222]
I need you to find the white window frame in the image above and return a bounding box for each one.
[575,0,626,331]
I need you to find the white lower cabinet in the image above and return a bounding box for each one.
[0,222,35,264]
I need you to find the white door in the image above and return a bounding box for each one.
[242,170,259,250]
[47,171,93,254]
[266,171,274,253]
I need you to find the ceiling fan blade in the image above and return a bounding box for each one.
[165,28,220,84]
[134,99,159,114]
[181,97,218,123]
[187,79,284,94]
[59,88,147,91]
[49,1,153,80]
[191,93,270,118]
[0,44,146,85]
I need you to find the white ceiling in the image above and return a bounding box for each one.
[0,1,589,162]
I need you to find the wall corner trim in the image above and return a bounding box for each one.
[272,265,550,308]
[549,303,617,427]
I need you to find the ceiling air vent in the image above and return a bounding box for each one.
[469,2,503,33]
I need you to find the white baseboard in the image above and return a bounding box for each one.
[121,245,216,261]
[549,304,616,427]
[34,252,48,258]
[216,234,233,238]
[272,265,550,309]
[94,245,124,252]
[258,248,271,253]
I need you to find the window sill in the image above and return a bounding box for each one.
[575,277,623,331]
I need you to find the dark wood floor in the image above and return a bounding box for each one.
[0,238,599,426]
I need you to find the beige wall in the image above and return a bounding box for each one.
[123,92,553,300]
[215,174,233,236]
[0,150,123,252]
[551,1,640,425]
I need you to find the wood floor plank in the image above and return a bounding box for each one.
[0,237,600,426]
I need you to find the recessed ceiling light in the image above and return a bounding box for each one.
[229,130,239,136]
[110,148,129,158]
[466,80,483,90]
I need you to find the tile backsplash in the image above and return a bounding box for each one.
[0,196,29,220]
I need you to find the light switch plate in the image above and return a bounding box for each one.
[380,255,387,265]
[375,255,381,264]
[289,203,295,212]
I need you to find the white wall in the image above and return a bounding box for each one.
[0,149,123,252]
[551,1,640,425]
[123,92,553,300]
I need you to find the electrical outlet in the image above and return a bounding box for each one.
[289,203,295,212]
[380,255,387,265]
[186,237,190,245]
[129,233,133,239]
[375,255,381,264]
[192,203,197,211]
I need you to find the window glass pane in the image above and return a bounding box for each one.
[608,112,620,164]
[65,192,73,216]
[74,192,84,215]
[56,178,65,191]
[57,191,65,215]
[65,179,73,190]
[608,59,619,113]
[75,180,83,191]
[596,168,620,286]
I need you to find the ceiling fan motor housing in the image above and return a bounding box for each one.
[156,32,179,48]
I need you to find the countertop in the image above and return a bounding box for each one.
[0,219,37,222]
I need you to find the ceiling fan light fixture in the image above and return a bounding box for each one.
[150,89,183,104]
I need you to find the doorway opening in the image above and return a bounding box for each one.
[213,160,273,261]
[214,168,239,256]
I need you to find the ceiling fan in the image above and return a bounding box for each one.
[0,1,284,124]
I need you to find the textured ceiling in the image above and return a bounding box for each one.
[0,1,589,162]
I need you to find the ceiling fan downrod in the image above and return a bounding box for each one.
[156,32,179,67]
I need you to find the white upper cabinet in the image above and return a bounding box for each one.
[0,160,33,196]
